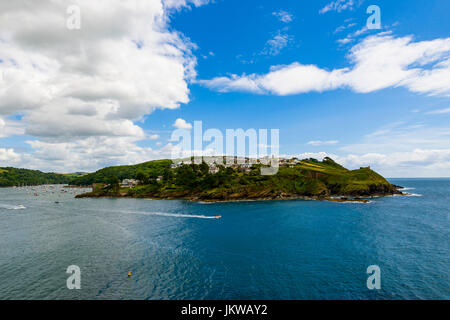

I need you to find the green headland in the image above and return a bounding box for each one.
[71,157,402,202]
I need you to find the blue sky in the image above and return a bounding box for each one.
[145,0,450,176]
[0,0,449,176]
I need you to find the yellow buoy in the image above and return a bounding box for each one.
[128,271,131,277]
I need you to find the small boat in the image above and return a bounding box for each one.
[213,215,222,219]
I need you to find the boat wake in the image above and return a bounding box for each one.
[129,210,220,219]
[0,204,26,210]
[334,200,373,204]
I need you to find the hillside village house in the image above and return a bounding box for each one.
[121,179,138,188]
[209,164,220,174]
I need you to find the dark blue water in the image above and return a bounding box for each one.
[0,179,448,300]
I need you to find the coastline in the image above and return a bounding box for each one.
[75,190,403,203]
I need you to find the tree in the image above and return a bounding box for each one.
[162,168,173,183]
[199,161,209,176]
[106,175,120,193]
[136,169,148,185]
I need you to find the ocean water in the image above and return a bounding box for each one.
[0,179,448,300]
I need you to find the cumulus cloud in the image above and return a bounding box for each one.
[0,148,21,165]
[0,0,210,170]
[200,34,450,97]
[23,137,179,172]
[199,62,347,95]
[0,1,199,140]
[173,118,192,129]
[0,117,22,138]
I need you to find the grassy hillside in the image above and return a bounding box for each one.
[70,160,172,186]
[0,167,73,187]
[58,172,89,179]
[75,157,400,200]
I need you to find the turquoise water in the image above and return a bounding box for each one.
[0,179,448,300]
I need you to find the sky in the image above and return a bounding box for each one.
[0,0,449,177]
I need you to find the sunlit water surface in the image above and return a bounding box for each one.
[0,179,448,299]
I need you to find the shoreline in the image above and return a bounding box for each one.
[75,191,403,203]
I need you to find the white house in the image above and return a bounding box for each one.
[209,165,219,174]
[121,179,138,188]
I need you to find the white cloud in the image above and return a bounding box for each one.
[200,34,450,97]
[337,149,450,177]
[0,148,21,164]
[163,0,211,10]
[291,120,450,177]
[307,140,339,146]
[334,22,357,34]
[341,121,450,154]
[319,0,360,14]
[337,26,370,44]
[337,37,353,45]
[200,62,347,95]
[0,0,212,171]
[197,74,264,93]
[22,137,178,172]
[262,33,292,56]
[289,149,450,178]
[0,117,24,138]
[173,118,192,129]
[272,10,293,23]
[427,107,450,115]
[0,0,199,140]
[149,134,160,140]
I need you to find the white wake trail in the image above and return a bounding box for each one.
[129,211,220,219]
[0,203,26,210]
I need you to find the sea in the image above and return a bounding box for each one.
[0,179,448,300]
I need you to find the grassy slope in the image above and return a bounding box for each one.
[58,172,89,179]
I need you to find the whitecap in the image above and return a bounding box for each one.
[404,193,423,197]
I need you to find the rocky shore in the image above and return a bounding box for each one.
[75,187,403,203]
